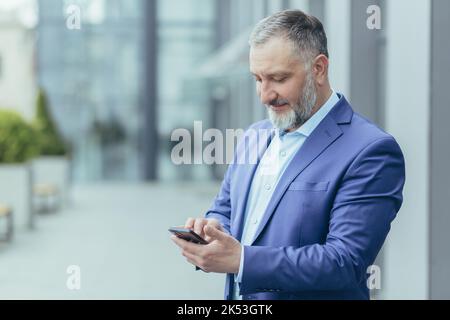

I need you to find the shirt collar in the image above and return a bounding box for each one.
[278,89,339,139]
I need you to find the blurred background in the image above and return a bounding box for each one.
[0,0,448,299]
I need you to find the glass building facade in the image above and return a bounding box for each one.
[156,0,216,181]
[38,0,146,181]
[36,0,306,182]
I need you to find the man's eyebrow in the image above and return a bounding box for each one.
[250,71,291,77]
[269,72,291,77]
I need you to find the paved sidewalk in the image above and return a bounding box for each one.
[0,182,225,299]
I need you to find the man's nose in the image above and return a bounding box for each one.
[259,83,277,105]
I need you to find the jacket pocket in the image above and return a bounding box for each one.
[287,181,329,191]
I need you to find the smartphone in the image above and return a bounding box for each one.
[168,227,208,245]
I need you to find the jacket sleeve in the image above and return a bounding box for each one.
[203,122,263,234]
[239,137,406,294]
[204,162,234,235]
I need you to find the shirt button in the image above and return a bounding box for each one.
[265,184,271,190]
[280,151,286,157]
[252,218,258,225]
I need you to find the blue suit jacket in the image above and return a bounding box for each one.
[205,95,405,300]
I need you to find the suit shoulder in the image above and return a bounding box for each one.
[349,112,399,145]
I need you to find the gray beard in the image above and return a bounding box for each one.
[266,72,317,131]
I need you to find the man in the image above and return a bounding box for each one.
[171,9,405,300]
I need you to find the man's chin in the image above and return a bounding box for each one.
[268,115,295,131]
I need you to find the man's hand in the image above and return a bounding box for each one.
[184,217,224,243]
[171,225,241,274]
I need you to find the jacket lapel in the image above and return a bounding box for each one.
[250,97,352,244]
[231,124,275,240]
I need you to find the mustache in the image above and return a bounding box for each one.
[267,99,289,107]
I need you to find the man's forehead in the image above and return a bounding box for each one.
[249,38,301,75]
[249,55,300,76]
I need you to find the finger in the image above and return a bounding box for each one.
[182,249,199,264]
[204,225,227,241]
[204,220,224,242]
[207,219,224,231]
[171,235,191,250]
[194,219,206,236]
[182,249,209,272]
[171,235,202,254]
[184,254,206,272]
[185,217,195,229]
[204,234,214,243]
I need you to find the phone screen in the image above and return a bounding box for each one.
[168,227,208,245]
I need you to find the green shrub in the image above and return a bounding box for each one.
[0,110,40,163]
[33,89,68,156]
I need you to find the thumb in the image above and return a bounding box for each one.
[204,225,226,241]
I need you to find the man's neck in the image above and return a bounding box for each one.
[312,87,333,116]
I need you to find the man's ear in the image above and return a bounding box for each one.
[311,54,329,86]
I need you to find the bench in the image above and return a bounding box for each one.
[33,183,60,213]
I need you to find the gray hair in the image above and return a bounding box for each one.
[249,10,329,66]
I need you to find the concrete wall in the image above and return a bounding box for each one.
[382,0,431,299]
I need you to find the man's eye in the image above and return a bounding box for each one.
[274,78,286,83]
